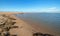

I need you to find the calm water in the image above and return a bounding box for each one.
[15,13,60,36]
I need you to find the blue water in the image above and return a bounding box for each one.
[15,13,60,36]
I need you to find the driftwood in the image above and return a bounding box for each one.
[33,32,54,36]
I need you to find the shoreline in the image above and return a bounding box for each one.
[0,13,55,36]
[15,14,60,36]
[15,14,56,36]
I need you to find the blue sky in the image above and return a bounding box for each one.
[0,0,60,12]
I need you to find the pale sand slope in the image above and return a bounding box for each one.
[9,15,32,36]
[5,15,41,36]
[9,15,38,36]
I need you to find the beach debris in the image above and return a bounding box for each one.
[0,14,18,36]
[43,34,54,36]
[33,32,43,36]
[33,32,54,36]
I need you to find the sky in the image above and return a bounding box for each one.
[0,0,60,12]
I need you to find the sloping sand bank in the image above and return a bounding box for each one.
[0,12,37,36]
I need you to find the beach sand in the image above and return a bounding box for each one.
[0,12,38,36]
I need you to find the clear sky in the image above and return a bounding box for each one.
[0,0,60,12]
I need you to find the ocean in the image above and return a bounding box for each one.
[15,13,60,36]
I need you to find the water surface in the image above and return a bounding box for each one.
[15,13,60,36]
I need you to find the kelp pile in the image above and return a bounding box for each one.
[33,32,54,36]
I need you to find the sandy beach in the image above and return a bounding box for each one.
[0,12,38,36]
